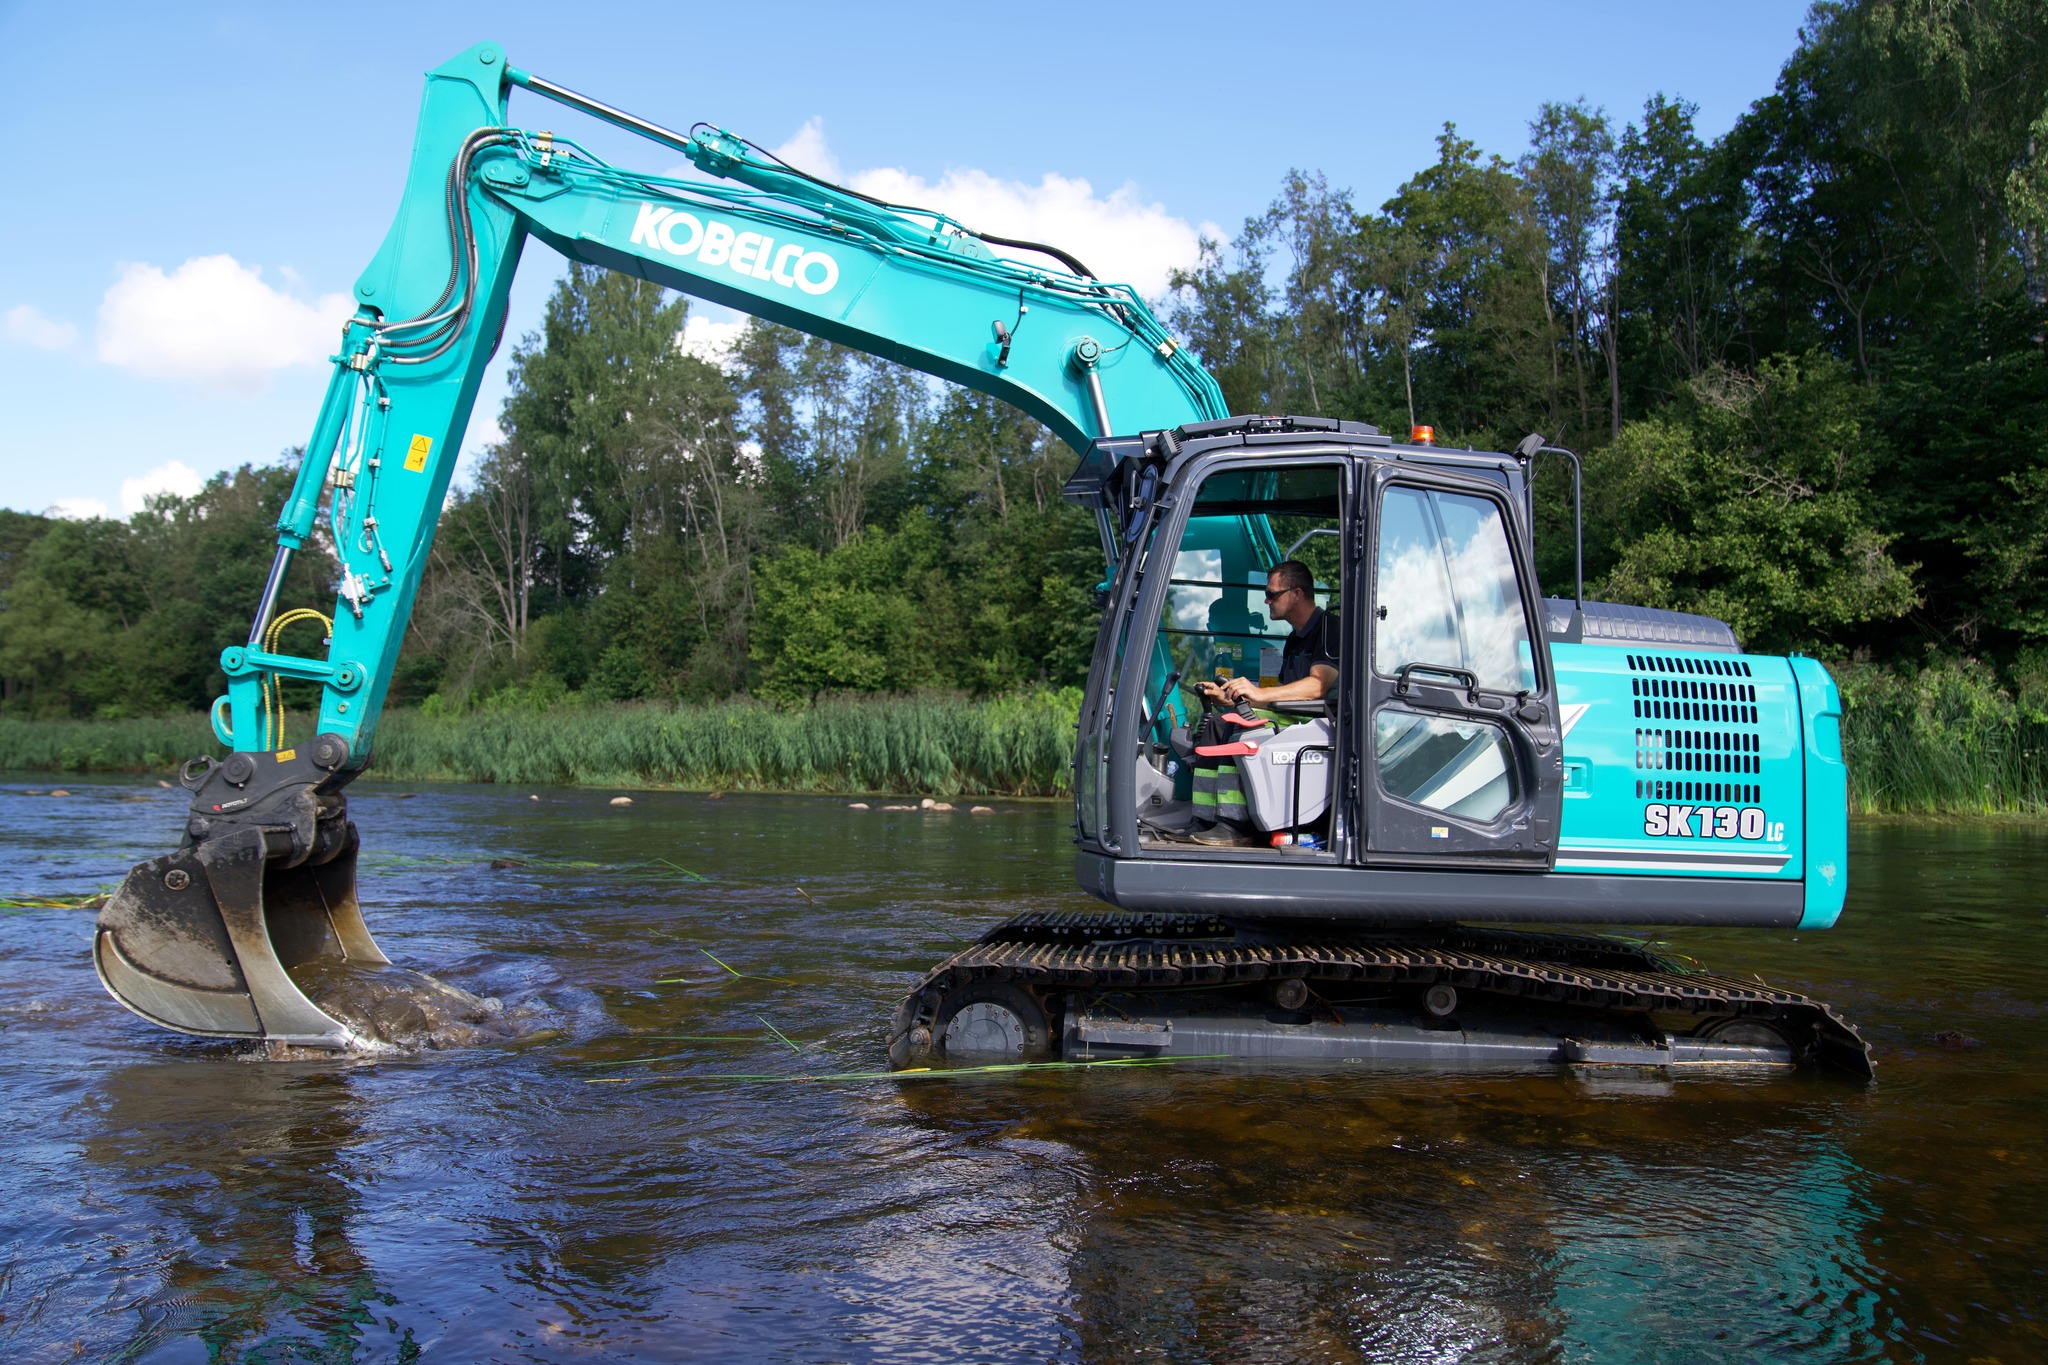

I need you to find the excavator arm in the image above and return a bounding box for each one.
[93,42,1224,1047]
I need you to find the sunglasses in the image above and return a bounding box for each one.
[1262,587,1297,602]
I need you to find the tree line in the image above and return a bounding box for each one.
[2,0,2043,720]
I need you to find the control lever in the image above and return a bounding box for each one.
[1141,671,1184,761]
[1151,670,1182,728]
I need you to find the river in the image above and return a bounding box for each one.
[2,777,2043,1362]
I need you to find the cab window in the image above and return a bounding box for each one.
[1161,465,1342,702]
[1374,485,1533,694]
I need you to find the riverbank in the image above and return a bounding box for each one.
[4,664,2044,812]
[0,691,1081,798]
[1834,658,2048,816]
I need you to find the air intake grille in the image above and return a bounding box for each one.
[1629,653,1764,805]
[1628,652,1755,723]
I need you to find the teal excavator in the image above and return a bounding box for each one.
[93,45,1870,1076]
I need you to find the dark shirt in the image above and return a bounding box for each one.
[1279,607,1340,688]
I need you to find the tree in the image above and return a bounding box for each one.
[750,518,960,702]
[1166,234,1286,418]
[0,463,333,719]
[1521,101,1618,438]
[1585,355,1916,650]
[1611,97,1758,410]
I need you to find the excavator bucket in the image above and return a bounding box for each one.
[94,822,388,1048]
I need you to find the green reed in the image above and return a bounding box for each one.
[0,691,1082,798]
[0,713,216,775]
[10,666,2043,814]
[1834,658,2048,815]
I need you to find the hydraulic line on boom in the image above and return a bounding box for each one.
[92,43,1869,1078]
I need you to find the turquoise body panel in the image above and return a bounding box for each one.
[1553,643,1805,886]
[221,42,1223,763]
[1790,655,1850,928]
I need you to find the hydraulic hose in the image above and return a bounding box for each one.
[259,608,333,749]
[373,129,518,366]
[971,232,1096,280]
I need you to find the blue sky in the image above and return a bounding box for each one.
[0,0,1813,517]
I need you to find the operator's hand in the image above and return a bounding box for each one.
[1219,676,1264,704]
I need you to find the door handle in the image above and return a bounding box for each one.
[1393,662,1479,701]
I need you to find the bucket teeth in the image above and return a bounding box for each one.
[93,821,387,1048]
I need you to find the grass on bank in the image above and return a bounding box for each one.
[0,690,1081,798]
[1833,658,2048,816]
[4,660,2045,814]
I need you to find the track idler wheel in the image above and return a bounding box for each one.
[1695,1017,1792,1051]
[93,822,388,1047]
[888,981,1052,1068]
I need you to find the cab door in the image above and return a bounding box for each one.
[1361,466,1561,867]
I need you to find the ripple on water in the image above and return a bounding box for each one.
[7,787,2048,1363]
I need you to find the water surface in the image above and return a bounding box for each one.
[2,780,2043,1362]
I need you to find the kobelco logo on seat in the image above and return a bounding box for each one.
[628,203,839,296]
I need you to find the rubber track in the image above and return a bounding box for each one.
[892,914,1874,1078]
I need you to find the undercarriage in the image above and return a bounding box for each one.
[887,913,1874,1078]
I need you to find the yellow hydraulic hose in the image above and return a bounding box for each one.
[260,608,333,750]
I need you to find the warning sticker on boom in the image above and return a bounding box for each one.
[404,434,432,472]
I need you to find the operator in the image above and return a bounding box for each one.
[1186,560,1339,847]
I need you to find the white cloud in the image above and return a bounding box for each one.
[6,304,78,351]
[771,118,841,182]
[770,121,1219,299]
[48,496,109,520]
[96,255,354,395]
[464,413,506,454]
[678,314,746,369]
[121,460,204,516]
[853,167,1216,298]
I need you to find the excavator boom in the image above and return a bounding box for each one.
[93,43,1221,1047]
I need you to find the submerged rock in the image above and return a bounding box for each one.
[290,960,531,1052]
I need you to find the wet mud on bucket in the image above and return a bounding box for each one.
[286,960,539,1052]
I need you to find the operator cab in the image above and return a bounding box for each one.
[1064,416,1565,898]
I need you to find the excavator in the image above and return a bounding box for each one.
[92,43,1871,1077]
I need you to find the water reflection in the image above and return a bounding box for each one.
[890,1071,1893,1363]
[80,1060,409,1362]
